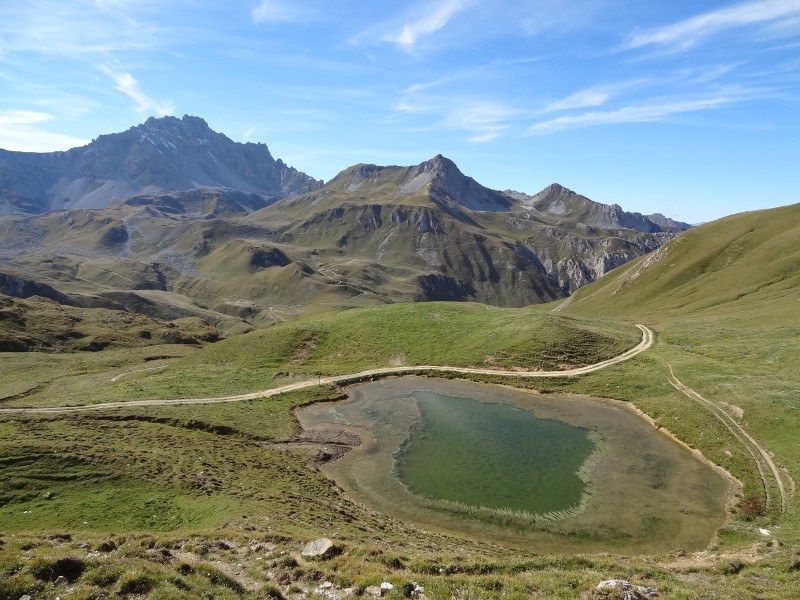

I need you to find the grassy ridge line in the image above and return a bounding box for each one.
[0,325,652,414]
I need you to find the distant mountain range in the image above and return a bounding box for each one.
[0,115,322,215]
[0,116,693,336]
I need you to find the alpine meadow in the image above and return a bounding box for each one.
[2,2,800,599]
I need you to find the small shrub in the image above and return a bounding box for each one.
[740,494,765,519]
[30,556,86,583]
[401,582,416,597]
[721,560,746,575]
[117,572,159,596]
[261,584,286,599]
[381,555,406,570]
[96,540,117,553]
[170,576,191,591]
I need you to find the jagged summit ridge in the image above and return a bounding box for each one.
[0,115,322,215]
[508,183,690,234]
[325,154,512,212]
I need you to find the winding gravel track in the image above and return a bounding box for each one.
[667,365,788,514]
[0,324,653,415]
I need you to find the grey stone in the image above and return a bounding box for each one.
[597,579,658,599]
[301,538,338,559]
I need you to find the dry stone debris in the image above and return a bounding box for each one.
[597,579,658,599]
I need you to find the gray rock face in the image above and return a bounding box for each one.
[414,155,513,212]
[508,184,691,234]
[0,272,74,305]
[0,115,322,215]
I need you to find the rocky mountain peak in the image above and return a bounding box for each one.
[0,115,321,215]
[406,155,513,212]
[421,153,456,173]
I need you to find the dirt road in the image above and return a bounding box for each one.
[0,325,653,415]
[667,364,788,514]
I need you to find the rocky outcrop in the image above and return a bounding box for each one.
[412,155,513,212]
[0,272,74,305]
[509,184,691,234]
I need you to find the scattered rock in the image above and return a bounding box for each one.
[54,575,67,586]
[597,579,658,599]
[365,586,383,598]
[758,528,772,536]
[380,582,394,592]
[301,538,339,559]
[48,534,72,544]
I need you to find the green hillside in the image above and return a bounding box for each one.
[559,202,800,540]
[562,203,800,321]
[2,205,800,599]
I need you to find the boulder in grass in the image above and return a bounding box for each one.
[301,538,339,559]
[597,579,658,599]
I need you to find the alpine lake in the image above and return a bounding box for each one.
[297,377,732,553]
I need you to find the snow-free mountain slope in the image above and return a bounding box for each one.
[0,115,322,215]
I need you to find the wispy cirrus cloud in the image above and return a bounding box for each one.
[251,0,310,24]
[102,68,175,115]
[370,0,475,49]
[0,0,165,58]
[625,0,800,51]
[542,89,615,113]
[443,101,518,143]
[390,95,519,143]
[0,110,89,151]
[527,97,735,135]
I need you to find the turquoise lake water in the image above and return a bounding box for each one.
[395,390,594,514]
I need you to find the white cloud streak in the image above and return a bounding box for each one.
[0,0,165,58]
[626,0,800,51]
[0,110,89,151]
[543,89,613,113]
[102,68,175,115]
[443,101,518,143]
[527,98,735,135]
[382,0,474,48]
[251,0,307,24]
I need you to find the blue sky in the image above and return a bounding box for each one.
[0,1,798,223]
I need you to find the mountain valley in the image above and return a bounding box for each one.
[0,118,690,339]
[1,117,798,600]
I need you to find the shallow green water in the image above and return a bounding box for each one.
[395,391,594,514]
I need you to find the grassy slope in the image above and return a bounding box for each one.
[0,306,685,599]
[560,203,800,537]
[0,303,636,408]
[3,203,800,598]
